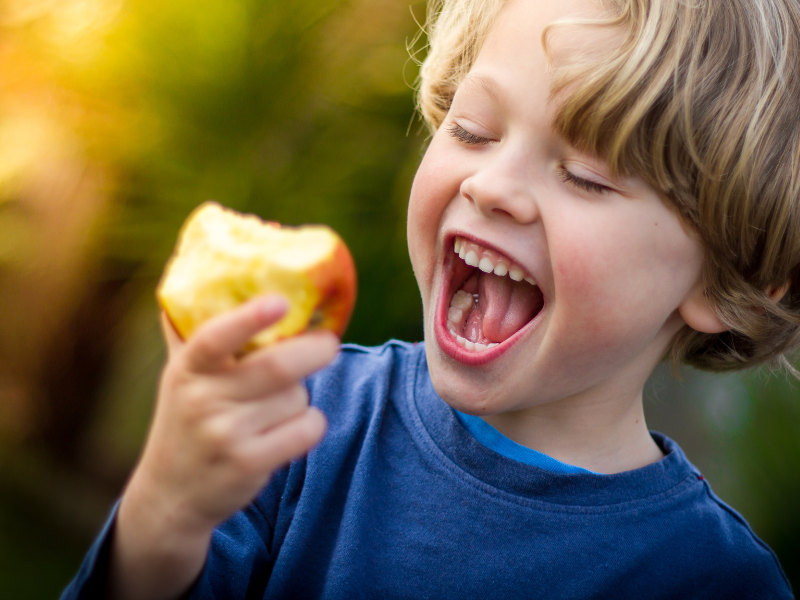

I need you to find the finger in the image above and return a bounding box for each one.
[236,384,310,435]
[184,295,289,373]
[228,331,340,398]
[160,312,185,358]
[239,408,327,473]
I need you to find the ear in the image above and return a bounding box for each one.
[678,280,729,334]
[767,280,790,303]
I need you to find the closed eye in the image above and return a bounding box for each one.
[558,167,612,195]
[447,122,494,146]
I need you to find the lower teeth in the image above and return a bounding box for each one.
[448,292,496,352]
[450,329,497,352]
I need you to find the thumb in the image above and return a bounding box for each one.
[160,311,185,358]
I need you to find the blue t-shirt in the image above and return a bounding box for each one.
[61,341,793,599]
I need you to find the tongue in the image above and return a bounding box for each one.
[478,271,542,343]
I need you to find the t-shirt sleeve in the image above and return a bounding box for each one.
[186,466,291,599]
[58,466,292,600]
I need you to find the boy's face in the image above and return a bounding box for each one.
[407,0,706,415]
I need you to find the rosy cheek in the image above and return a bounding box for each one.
[554,237,614,307]
[408,177,436,251]
[407,166,448,293]
[408,141,463,247]
[551,235,635,349]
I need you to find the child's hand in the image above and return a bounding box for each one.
[137,294,333,527]
[110,295,337,600]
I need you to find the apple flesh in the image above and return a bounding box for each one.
[157,201,357,351]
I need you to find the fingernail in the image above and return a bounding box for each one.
[262,294,289,311]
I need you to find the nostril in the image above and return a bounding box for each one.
[491,207,517,220]
[460,182,475,204]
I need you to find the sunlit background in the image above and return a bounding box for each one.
[0,1,796,597]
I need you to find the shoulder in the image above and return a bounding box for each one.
[654,436,792,597]
[691,482,792,596]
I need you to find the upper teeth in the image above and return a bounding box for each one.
[454,237,536,286]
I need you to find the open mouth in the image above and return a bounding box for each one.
[435,235,545,363]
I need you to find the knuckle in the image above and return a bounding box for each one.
[189,336,218,369]
[171,365,194,388]
[270,385,308,419]
[200,415,234,451]
[180,381,214,423]
[161,356,189,387]
[262,354,294,386]
[231,451,262,479]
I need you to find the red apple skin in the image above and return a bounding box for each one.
[306,240,357,338]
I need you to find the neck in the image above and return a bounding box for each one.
[482,386,663,475]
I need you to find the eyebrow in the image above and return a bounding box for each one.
[459,73,503,104]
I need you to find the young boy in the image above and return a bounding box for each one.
[62,0,798,598]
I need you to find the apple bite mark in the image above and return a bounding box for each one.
[157,201,356,352]
[435,235,544,364]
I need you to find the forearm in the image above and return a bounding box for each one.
[108,475,213,600]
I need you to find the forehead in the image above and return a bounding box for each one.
[466,0,623,87]
[457,74,502,104]
[455,0,629,167]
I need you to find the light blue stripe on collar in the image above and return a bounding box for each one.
[453,409,599,475]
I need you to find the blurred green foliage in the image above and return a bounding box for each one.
[0,1,797,598]
[644,365,800,590]
[735,373,800,583]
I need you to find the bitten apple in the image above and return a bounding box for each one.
[157,201,357,351]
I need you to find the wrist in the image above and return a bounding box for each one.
[110,474,214,600]
[120,466,216,546]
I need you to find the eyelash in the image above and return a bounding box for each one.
[447,122,611,194]
[557,168,612,195]
[447,122,493,146]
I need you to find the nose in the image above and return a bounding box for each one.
[459,151,540,224]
